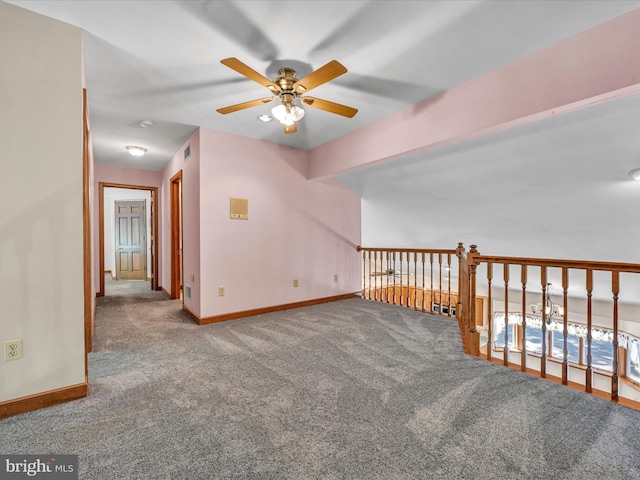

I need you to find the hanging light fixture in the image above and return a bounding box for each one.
[530,283,563,323]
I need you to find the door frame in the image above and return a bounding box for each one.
[170,171,183,300]
[98,182,159,297]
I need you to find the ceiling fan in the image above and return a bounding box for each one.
[216,58,358,134]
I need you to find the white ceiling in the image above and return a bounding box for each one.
[8,0,640,172]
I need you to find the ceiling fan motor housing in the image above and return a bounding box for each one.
[275,68,298,91]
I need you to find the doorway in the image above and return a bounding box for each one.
[114,200,147,281]
[98,182,159,297]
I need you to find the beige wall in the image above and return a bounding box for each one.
[0,2,85,402]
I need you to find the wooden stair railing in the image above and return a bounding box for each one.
[358,244,640,407]
[467,246,640,403]
[357,245,459,313]
[357,244,478,354]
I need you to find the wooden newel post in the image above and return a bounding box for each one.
[467,244,480,356]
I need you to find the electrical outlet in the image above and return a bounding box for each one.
[334,274,338,283]
[4,339,22,361]
[293,279,299,288]
[218,286,225,296]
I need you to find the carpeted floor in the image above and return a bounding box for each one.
[2,281,640,479]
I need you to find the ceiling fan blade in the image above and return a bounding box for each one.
[216,97,274,114]
[293,60,347,94]
[284,123,297,134]
[300,96,358,118]
[220,58,280,94]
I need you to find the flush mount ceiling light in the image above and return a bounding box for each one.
[629,168,640,180]
[138,120,154,128]
[257,114,273,122]
[126,146,147,157]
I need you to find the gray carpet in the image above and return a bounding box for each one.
[2,283,640,479]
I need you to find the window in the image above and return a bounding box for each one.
[550,330,580,364]
[587,338,613,372]
[524,325,543,354]
[493,319,517,349]
[491,313,619,372]
[627,339,640,384]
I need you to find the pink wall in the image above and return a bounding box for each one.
[198,128,361,317]
[93,164,163,292]
[161,130,200,315]
[309,7,640,180]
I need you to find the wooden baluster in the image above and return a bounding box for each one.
[612,271,619,401]
[362,250,367,298]
[562,267,569,385]
[378,250,383,302]
[392,251,397,305]
[447,253,452,317]
[586,269,593,393]
[399,251,404,306]
[503,263,510,366]
[405,251,410,307]
[421,252,426,312]
[367,250,372,300]
[405,251,409,308]
[414,252,418,310]
[430,253,434,313]
[404,251,409,307]
[540,267,547,379]
[376,250,385,302]
[438,253,443,315]
[521,265,527,372]
[380,250,384,301]
[385,252,395,303]
[487,262,493,361]
[369,250,378,301]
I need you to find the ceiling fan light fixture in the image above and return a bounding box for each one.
[271,104,304,126]
[126,145,147,157]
